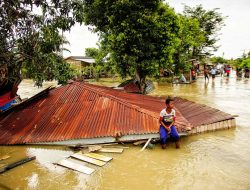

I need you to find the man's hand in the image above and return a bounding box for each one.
[166,126,170,134]
[161,121,172,134]
[167,121,175,134]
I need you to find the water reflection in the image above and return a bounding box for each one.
[211,79,215,88]
[203,82,208,96]
[26,147,73,172]
[27,173,39,189]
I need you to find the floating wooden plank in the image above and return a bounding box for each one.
[0,155,10,161]
[103,146,129,149]
[84,153,112,162]
[57,159,95,175]
[81,145,103,154]
[88,145,102,152]
[91,143,118,146]
[71,153,106,166]
[98,148,124,153]
[0,156,36,174]
[69,143,118,149]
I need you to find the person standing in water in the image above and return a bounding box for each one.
[204,67,209,82]
[159,97,180,149]
[211,67,217,79]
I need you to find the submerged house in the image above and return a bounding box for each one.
[0,82,236,145]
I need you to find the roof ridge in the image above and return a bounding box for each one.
[80,83,159,119]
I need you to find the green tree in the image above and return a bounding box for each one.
[0,0,85,94]
[83,1,180,94]
[230,51,250,69]
[240,58,250,69]
[210,56,228,64]
[85,47,108,81]
[173,15,205,73]
[85,46,118,80]
[183,5,225,58]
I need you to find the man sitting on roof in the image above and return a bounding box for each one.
[159,97,180,149]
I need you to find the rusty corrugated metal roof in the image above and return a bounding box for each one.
[0,82,235,145]
[86,84,234,127]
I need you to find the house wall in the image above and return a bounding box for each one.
[65,58,82,71]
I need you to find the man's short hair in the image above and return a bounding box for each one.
[165,96,174,105]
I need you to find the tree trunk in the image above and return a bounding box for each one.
[135,69,146,94]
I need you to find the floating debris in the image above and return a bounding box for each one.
[56,159,95,175]
[133,140,147,146]
[0,156,36,174]
[56,147,125,174]
[71,152,106,167]
[84,153,112,162]
[81,145,102,154]
[98,148,124,153]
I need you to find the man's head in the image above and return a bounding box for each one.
[165,97,174,109]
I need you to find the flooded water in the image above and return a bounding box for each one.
[1,74,250,190]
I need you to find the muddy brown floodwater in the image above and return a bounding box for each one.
[1,73,250,190]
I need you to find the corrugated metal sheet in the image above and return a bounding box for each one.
[84,84,235,128]
[124,83,140,93]
[0,82,235,145]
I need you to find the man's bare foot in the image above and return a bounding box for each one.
[162,144,167,149]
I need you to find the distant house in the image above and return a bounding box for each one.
[64,56,95,71]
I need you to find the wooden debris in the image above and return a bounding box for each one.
[68,145,83,151]
[140,138,152,152]
[88,145,102,152]
[71,152,106,167]
[0,155,10,161]
[97,148,124,153]
[84,153,112,162]
[97,143,119,146]
[56,159,95,175]
[103,146,129,149]
[81,148,89,154]
[133,140,147,146]
[69,143,118,149]
[0,156,36,174]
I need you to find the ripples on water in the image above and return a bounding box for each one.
[1,75,250,190]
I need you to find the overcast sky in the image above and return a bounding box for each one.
[63,0,250,59]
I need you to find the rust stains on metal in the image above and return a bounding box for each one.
[0,82,235,145]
